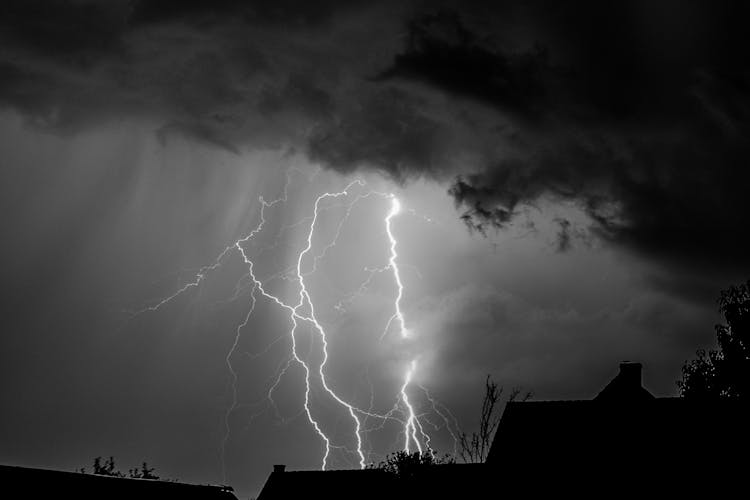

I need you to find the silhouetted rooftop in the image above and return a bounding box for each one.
[258,362,750,498]
[257,463,487,500]
[486,362,750,493]
[0,464,238,500]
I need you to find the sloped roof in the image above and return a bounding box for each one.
[257,363,750,497]
[257,468,392,500]
[0,464,238,500]
[257,463,488,500]
[485,365,750,493]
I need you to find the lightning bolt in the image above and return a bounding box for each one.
[224,180,374,471]
[134,174,457,478]
[382,196,425,454]
[418,383,460,457]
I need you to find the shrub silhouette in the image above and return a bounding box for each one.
[81,457,159,480]
[368,450,454,479]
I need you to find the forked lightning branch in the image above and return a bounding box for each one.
[136,175,456,477]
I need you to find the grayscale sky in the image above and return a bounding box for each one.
[1,1,748,497]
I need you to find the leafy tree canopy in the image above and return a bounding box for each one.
[678,279,750,399]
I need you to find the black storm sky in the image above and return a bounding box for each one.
[1,1,749,497]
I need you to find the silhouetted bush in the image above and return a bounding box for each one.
[367,450,454,479]
[81,457,159,480]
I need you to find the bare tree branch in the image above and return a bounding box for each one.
[458,375,532,463]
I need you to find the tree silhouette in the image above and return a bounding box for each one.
[678,279,750,399]
[458,375,530,463]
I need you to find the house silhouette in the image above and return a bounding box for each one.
[256,462,486,500]
[4,363,744,498]
[258,362,750,498]
[0,464,238,500]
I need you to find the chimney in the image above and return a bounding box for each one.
[595,361,654,401]
[273,464,286,474]
[618,361,642,388]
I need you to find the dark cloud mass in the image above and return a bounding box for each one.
[1,0,749,293]
[376,10,549,117]
[375,2,750,289]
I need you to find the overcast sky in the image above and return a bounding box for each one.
[1,1,749,497]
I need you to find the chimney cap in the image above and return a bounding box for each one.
[620,361,642,370]
[273,464,286,473]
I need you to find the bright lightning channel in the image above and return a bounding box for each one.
[384,196,424,454]
[135,177,450,477]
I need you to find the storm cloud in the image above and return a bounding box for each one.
[373,2,750,296]
[2,1,748,300]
